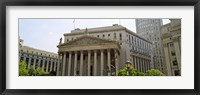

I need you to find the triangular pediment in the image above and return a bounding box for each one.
[60,35,116,46]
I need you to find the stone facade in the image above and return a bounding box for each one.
[57,24,154,76]
[135,19,166,74]
[161,19,181,76]
[19,45,58,73]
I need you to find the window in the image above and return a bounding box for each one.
[119,33,122,40]
[108,34,110,36]
[103,34,105,37]
[171,52,176,56]
[173,60,178,66]
[97,35,99,37]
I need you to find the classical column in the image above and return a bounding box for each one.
[46,59,50,72]
[100,50,104,76]
[140,58,143,72]
[68,52,72,76]
[87,51,91,76]
[62,52,67,76]
[33,57,36,69]
[141,58,144,72]
[148,60,151,70]
[50,59,53,72]
[164,44,172,76]
[56,54,60,76]
[23,56,26,62]
[114,49,119,76]
[38,58,41,68]
[42,58,45,70]
[134,56,137,70]
[174,41,181,71]
[136,57,140,72]
[80,51,83,76]
[146,60,149,70]
[94,50,97,76]
[74,51,77,76]
[53,61,56,71]
[145,59,148,71]
[143,59,146,72]
[28,57,31,69]
[107,49,111,76]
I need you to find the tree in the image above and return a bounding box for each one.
[19,60,49,76]
[35,67,48,76]
[118,66,165,76]
[137,72,145,76]
[28,66,48,76]
[19,60,29,76]
[146,69,165,76]
[118,67,137,76]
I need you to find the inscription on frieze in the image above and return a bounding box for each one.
[68,37,110,45]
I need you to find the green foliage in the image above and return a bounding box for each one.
[19,60,29,76]
[118,67,137,76]
[19,60,49,76]
[146,69,165,76]
[137,72,145,76]
[28,66,48,76]
[35,67,48,76]
[118,67,164,76]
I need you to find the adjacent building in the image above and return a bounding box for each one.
[161,19,181,76]
[19,40,58,73]
[57,24,154,76]
[135,19,166,74]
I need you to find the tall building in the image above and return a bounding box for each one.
[57,24,154,76]
[161,19,181,76]
[19,41,58,73]
[135,19,166,74]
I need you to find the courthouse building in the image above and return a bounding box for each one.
[19,40,58,73]
[57,24,154,76]
[161,19,181,76]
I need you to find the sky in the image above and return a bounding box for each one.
[19,19,170,53]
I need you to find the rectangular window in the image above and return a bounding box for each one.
[119,33,122,40]
[173,60,178,66]
[171,52,176,56]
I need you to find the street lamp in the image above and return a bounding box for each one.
[125,61,132,76]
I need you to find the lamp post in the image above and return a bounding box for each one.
[125,61,132,76]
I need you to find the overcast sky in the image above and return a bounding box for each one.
[19,19,170,53]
